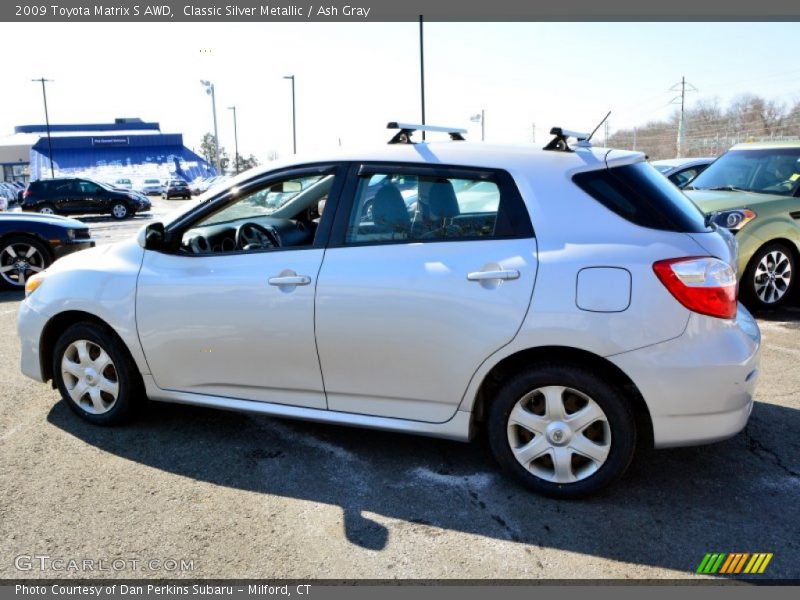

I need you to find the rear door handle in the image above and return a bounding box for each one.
[268,275,311,286]
[467,269,520,282]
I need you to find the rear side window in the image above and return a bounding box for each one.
[573,162,709,233]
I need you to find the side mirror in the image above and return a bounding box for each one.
[137,222,166,250]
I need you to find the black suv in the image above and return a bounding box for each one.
[22,178,146,220]
[162,179,192,199]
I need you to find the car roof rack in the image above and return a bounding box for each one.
[543,127,592,153]
[387,122,467,144]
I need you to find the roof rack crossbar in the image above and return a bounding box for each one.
[543,127,592,153]
[387,121,467,144]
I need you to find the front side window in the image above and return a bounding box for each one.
[177,173,331,255]
[345,170,528,244]
[77,181,100,194]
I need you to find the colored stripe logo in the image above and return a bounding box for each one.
[697,553,773,574]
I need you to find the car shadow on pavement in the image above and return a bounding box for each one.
[46,396,800,576]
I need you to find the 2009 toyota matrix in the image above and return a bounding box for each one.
[17,123,761,497]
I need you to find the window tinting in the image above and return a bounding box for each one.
[573,162,709,233]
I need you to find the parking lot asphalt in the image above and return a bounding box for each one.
[1,200,798,580]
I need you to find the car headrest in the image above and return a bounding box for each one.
[428,179,460,219]
[372,185,410,233]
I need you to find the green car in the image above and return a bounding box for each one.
[685,142,800,309]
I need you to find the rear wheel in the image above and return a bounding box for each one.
[487,364,636,498]
[53,322,141,425]
[741,242,795,309]
[0,236,50,289]
[38,204,55,215]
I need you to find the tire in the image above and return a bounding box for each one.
[0,236,51,289]
[487,364,636,499]
[110,201,130,220]
[740,242,795,309]
[38,204,56,215]
[53,322,142,425]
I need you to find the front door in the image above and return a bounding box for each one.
[136,167,343,409]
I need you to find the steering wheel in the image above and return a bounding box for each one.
[236,222,281,250]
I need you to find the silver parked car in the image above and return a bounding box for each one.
[652,157,715,188]
[16,124,760,498]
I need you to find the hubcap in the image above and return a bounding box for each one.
[39,207,54,214]
[113,204,127,218]
[754,250,792,304]
[506,385,611,484]
[0,243,45,287]
[61,340,119,414]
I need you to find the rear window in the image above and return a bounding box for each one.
[573,162,709,233]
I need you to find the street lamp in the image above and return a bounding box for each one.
[200,80,221,173]
[228,105,239,174]
[470,110,485,142]
[283,75,296,154]
[32,77,55,178]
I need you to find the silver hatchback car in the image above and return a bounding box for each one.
[17,124,760,498]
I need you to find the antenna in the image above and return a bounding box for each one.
[585,111,611,143]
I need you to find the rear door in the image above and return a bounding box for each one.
[315,163,538,423]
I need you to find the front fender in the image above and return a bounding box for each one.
[25,239,149,375]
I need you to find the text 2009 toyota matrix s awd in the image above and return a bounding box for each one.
[16,123,760,498]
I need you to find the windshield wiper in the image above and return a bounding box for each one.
[706,186,749,192]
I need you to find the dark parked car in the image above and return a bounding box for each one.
[162,179,192,199]
[21,178,148,220]
[0,212,94,289]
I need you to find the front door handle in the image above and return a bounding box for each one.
[467,269,520,282]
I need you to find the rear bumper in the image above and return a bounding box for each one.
[609,304,760,448]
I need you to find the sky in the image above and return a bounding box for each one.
[1,21,799,162]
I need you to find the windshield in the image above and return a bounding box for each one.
[689,147,800,196]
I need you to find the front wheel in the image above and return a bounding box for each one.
[741,242,795,309]
[110,201,130,220]
[0,236,51,289]
[53,322,141,425]
[487,364,636,498]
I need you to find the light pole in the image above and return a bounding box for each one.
[32,77,55,178]
[470,110,485,141]
[200,80,221,173]
[419,15,426,140]
[283,75,296,154]
[228,105,240,174]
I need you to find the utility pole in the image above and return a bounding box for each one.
[228,105,239,174]
[633,127,637,151]
[419,15,426,140]
[670,76,697,158]
[604,120,610,147]
[32,77,55,178]
[531,123,535,143]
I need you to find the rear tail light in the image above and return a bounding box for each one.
[653,257,737,319]
[22,189,31,199]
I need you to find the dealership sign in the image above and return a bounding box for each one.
[91,137,130,146]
